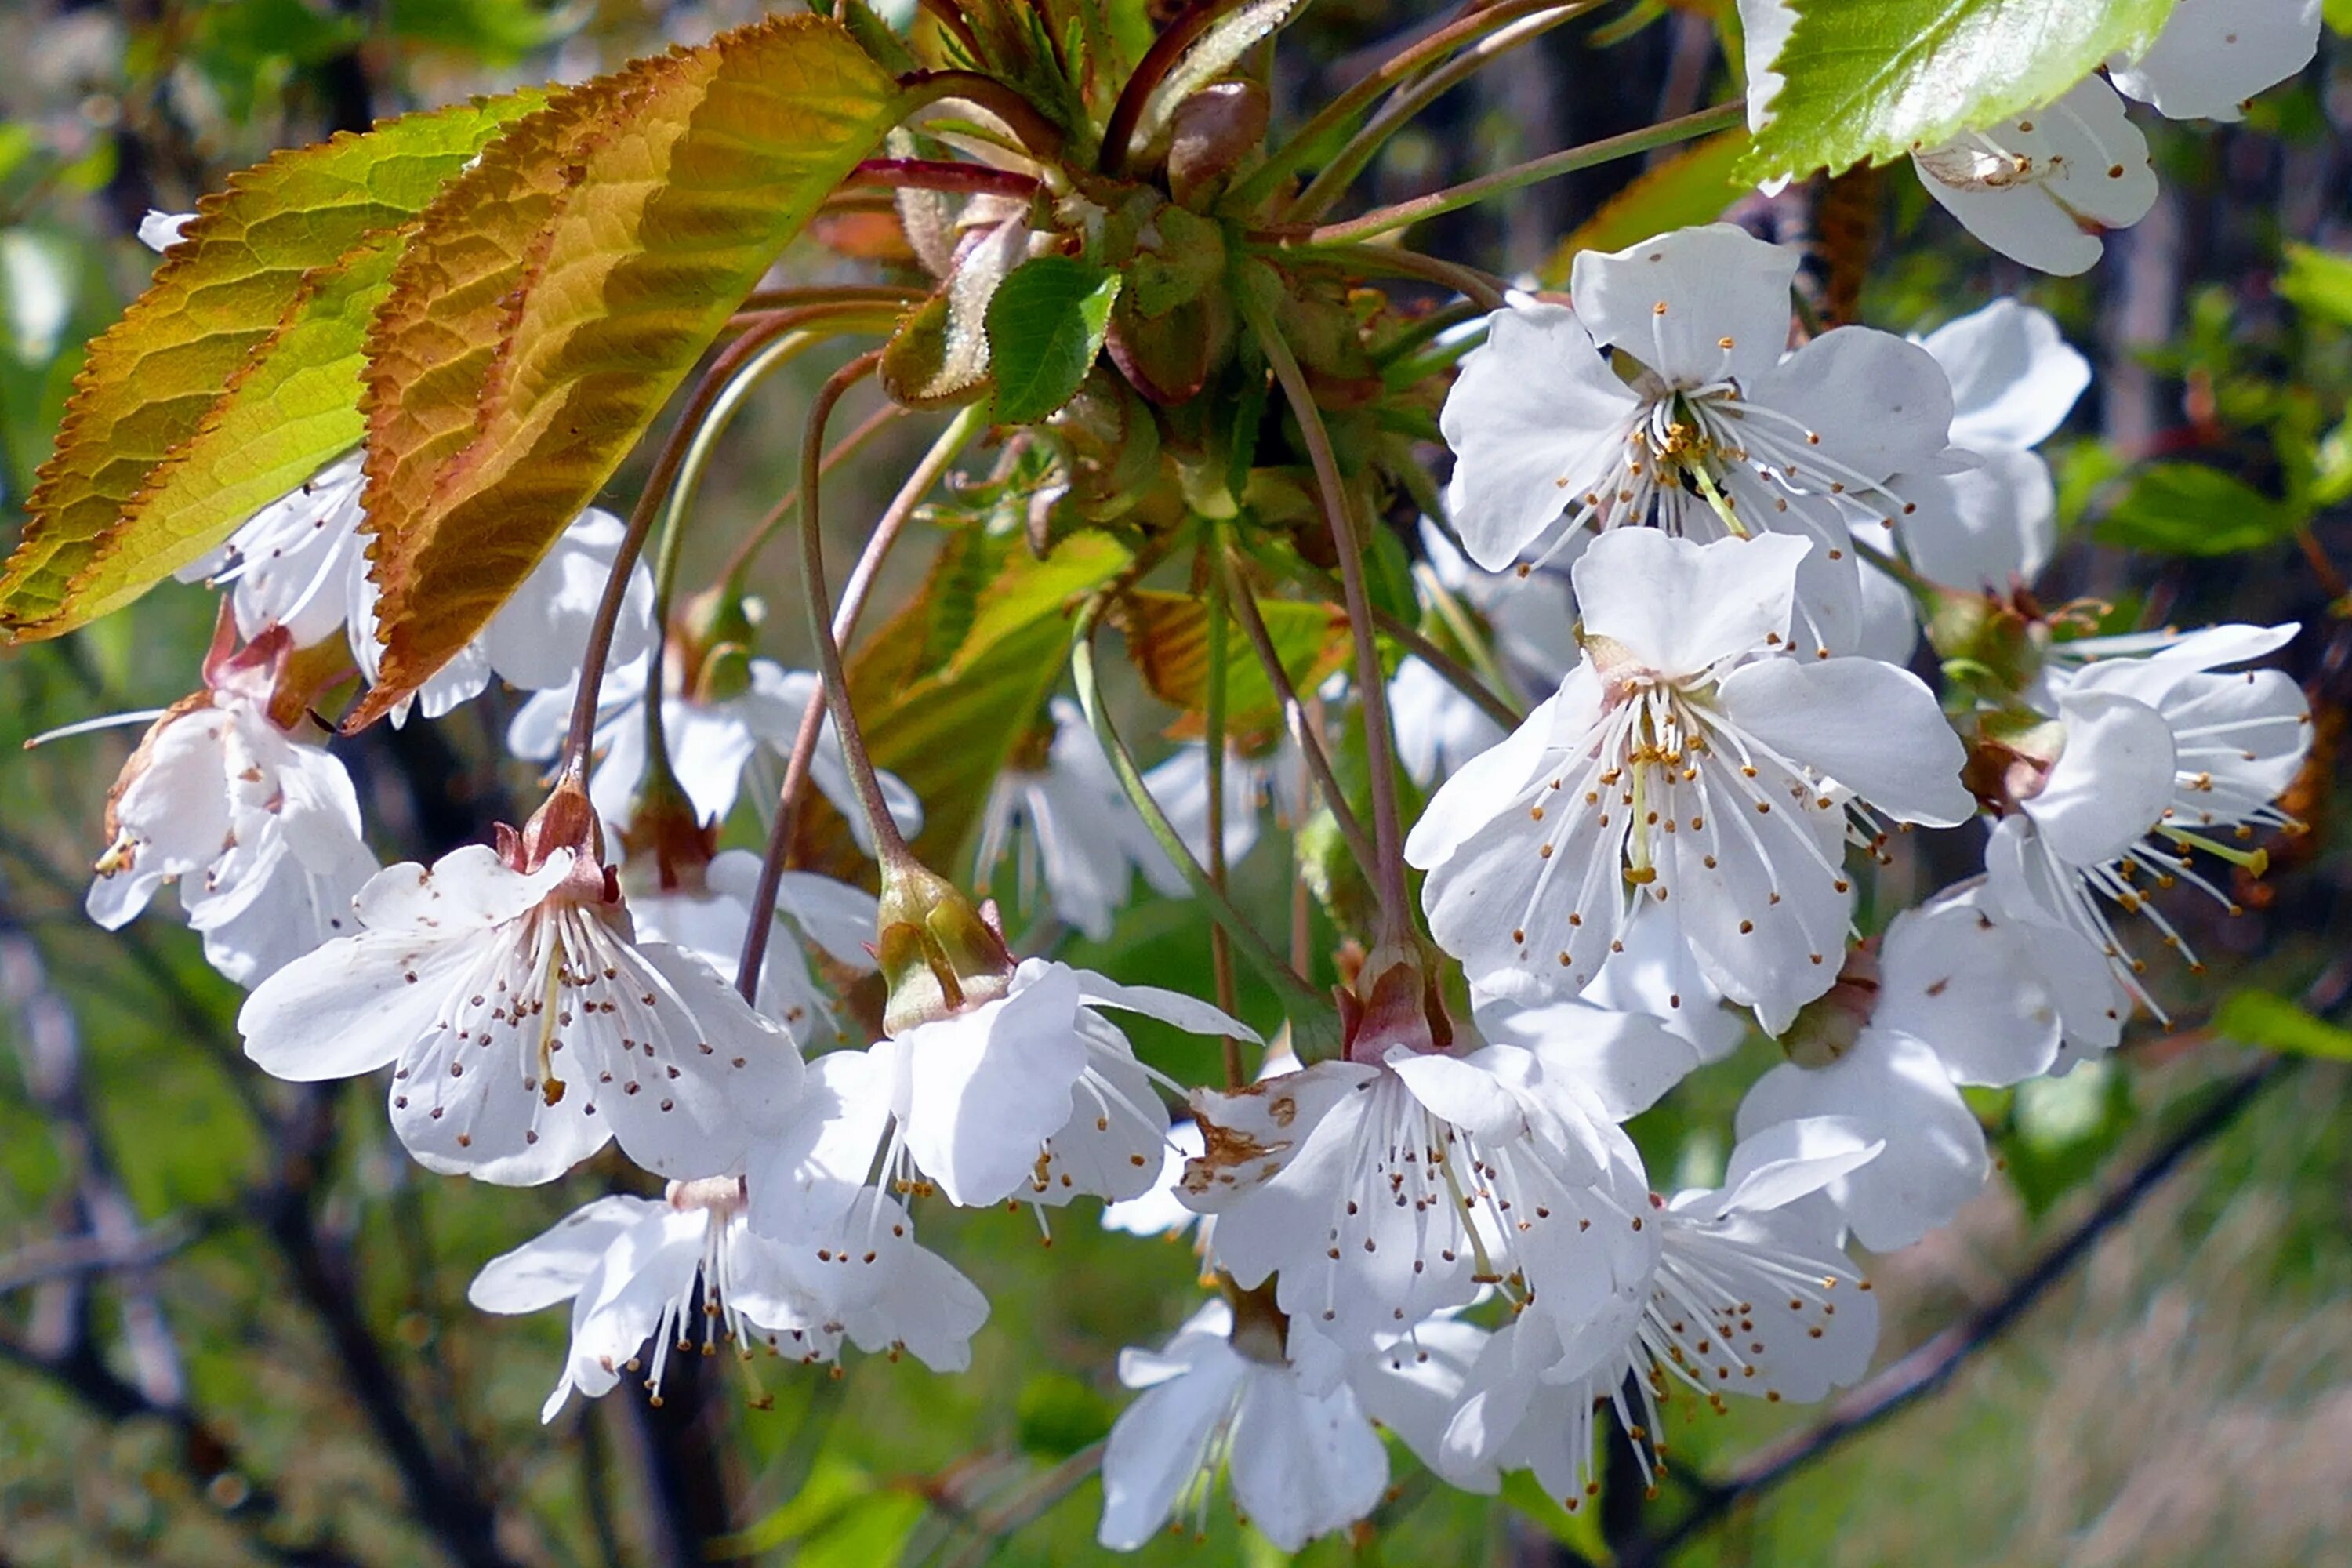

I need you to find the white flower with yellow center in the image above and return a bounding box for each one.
[1441,223,1959,655]
[238,833,801,1185]
[1409,529,1973,1033]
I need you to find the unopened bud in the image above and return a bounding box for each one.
[1781,943,1879,1068]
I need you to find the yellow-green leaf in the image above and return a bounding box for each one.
[0,92,542,640]
[849,530,1132,866]
[349,16,905,728]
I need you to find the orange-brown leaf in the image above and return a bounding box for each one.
[348,16,904,727]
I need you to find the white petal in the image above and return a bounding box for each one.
[887,968,1089,1207]
[1914,80,2154,277]
[1472,995,1700,1120]
[1744,327,1957,484]
[2108,0,2321,122]
[1574,529,1810,677]
[1096,1345,1245,1549]
[1227,1371,1387,1552]
[2024,689,2177,866]
[468,1195,659,1313]
[1063,960,1258,1041]
[1405,684,1581,872]
[1570,223,1799,387]
[1715,655,1975,826]
[1351,1319,1498,1493]
[1439,299,1642,570]
[1875,898,2062,1086]
[1700,1114,1882,1220]
[1921,298,2089,450]
[1899,450,2057,590]
[1737,1031,1987,1251]
[238,932,458,1080]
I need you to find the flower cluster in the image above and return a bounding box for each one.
[55,195,2314,1555]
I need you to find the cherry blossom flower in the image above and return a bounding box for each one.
[2107,0,2322,122]
[238,831,802,1185]
[1439,223,1959,654]
[1096,1294,1387,1552]
[1734,891,2104,1250]
[85,624,376,987]
[1443,1120,1881,1508]
[507,654,920,850]
[1910,80,2159,277]
[469,1172,984,1422]
[630,849,878,1046]
[176,467,655,724]
[973,697,1182,941]
[1178,1004,1672,1357]
[1408,529,1974,1033]
[788,959,1247,1212]
[1991,624,2310,1015]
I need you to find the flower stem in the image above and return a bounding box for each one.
[1221,549,1379,880]
[1265,241,1508,310]
[717,402,907,590]
[793,350,909,870]
[1202,521,1244,1090]
[844,158,1043,201]
[1237,289,1414,940]
[639,328,845,816]
[1294,101,1745,246]
[735,406,985,1002]
[557,307,885,788]
[1232,0,1588,213]
[1070,590,1334,1029]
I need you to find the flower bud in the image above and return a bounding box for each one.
[876,862,1015,1034]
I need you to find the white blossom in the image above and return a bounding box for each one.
[630,848,878,1047]
[1440,224,1959,655]
[974,697,1182,941]
[1443,1120,1881,1508]
[1994,624,2310,1017]
[1408,529,1973,1033]
[1734,890,2103,1251]
[1096,1296,1386,1552]
[1911,80,2159,277]
[238,840,801,1185]
[2107,0,2322,122]
[469,1171,983,1422]
[85,630,376,987]
[782,960,1244,1212]
[1178,1004,1671,1358]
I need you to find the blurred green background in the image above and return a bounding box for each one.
[3,2,2350,1566]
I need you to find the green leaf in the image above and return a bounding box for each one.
[2005,1056,2134,1218]
[1737,0,2180,185]
[2216,989,2352,1060]
[0,92,543,641]
[2329,0,2352,35]
[1542,128,1748,284]
[848,530,1133,867]
[2278,242,2352,327]
[349,16,906,726]
[985,256,1122,426]
[2094,463,2303,557]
